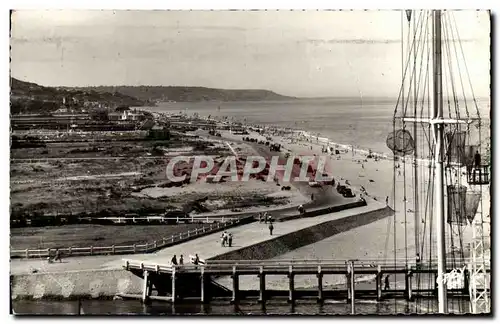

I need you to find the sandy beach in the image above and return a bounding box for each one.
[284,130,488,254]
[205,126,490,290]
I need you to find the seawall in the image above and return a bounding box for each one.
[11,270,143,300]
[278,200,366,222]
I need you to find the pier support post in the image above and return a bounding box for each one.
[171,266,176,303]
[463,268,469,296]
[148,273,155,298]
[142,270,150,303]
[407,270,413,301]
[350,261,355,315]
[200,267,205,303]
[258,266,266,304]
[405,265,413,300]
[404,266,413,300]
[317,265,323,303]
[433,272,438,296]
[288,265,295,304]
[346,262,351,302]
[404,265,409,300]
[231,266,239,304]
[376,265,382,301]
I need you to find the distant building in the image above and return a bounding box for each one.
[55,107,68,113]
[148,125,170,139]
[108,110,145,121]
[126,111,143,121]
[108,112,123,121]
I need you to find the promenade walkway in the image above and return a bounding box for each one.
[10,200,386,275]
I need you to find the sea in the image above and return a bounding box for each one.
[143,97,491,156]
[12,97,489,315]
[13,298,472,315]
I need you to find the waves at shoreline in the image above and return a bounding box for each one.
[141,98,490,164]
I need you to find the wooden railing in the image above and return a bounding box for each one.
[11,217,252,259]
[121,258,490,307]
[78,215,239,225]
[122,257,487,273]
[122,258,491,284]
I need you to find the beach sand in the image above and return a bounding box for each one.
[214,128,490,289]
[267,130,490,260]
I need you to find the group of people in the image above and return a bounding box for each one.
[258,212,275,235]
[258,212,273,224]
[256,211,275,235]
[170,254,184,266]
[220,231,233,247]
[171,253,200,266]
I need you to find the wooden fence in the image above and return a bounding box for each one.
[11,216,254,259]
[78,215,239,225]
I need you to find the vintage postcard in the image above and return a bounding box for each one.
[9,9,491,315]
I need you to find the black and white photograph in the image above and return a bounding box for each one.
[8,6,492,316]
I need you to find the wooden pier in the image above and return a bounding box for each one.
[120,259,490,306]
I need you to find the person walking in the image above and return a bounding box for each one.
[269,223,274,235]
[384,275,390,291]
[228,233,233,247]
[54,249,62,263]
[386,196,389,206]
[474,150,481,168]
[194,254,200,265]
[179,255,184,266]
[258,213,263,223]
[171,254,178,266]
[264,212,268,224]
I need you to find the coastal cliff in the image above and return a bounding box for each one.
[70,85,294,102]
[10,78,295,114]
[10,78,147,114]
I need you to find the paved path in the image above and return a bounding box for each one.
[10,200,385,275]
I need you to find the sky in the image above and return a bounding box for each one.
[9,10,490,98]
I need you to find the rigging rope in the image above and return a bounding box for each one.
[391,11,487,312]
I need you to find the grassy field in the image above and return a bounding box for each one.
[10,223,209,250]
[9,131,296,252]
[10,135,233,218]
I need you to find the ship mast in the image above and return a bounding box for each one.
[400,10,489,314]
[411,10,419,256]
[402,9,448,313]
[432,9,447,314]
